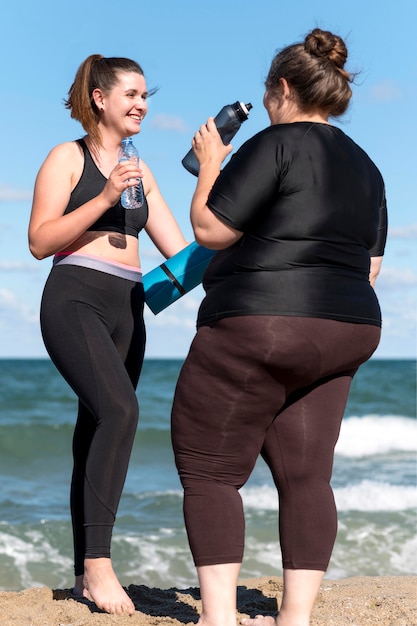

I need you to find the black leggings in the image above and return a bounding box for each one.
[171,316,380,571]
[40,263,145,576]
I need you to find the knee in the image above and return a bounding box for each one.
[119,396,139,433]
[101,392,139,440]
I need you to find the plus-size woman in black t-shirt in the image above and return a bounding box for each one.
[171,28,387,626]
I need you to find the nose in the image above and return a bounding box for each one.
[136,96,148,111]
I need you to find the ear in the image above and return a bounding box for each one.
[279,78,291,98]
[92,88,105,112]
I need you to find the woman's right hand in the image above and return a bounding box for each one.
[189,118,242,250]
[102,159,143,207]
[192,117,233,170]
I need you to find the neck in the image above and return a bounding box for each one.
[291,113,329,124]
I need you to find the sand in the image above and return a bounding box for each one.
[0,576,415,626]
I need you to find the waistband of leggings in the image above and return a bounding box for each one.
[53,253,143,283]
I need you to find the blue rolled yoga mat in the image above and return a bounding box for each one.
[143,241,216,314]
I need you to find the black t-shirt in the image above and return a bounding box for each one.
[197,122,387,328]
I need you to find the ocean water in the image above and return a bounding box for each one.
[0,358,415,592]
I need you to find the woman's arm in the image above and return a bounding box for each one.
[189,118,243,250]
[369,255,383,288]
[142,160,188,258]
[29,142,143,259]
[368,187,387,288]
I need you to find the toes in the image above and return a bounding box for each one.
[241,617,273,626]
[98,598,135,615]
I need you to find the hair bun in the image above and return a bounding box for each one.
[305,28,347,69]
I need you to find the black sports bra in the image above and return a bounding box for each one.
[63,138,148,238]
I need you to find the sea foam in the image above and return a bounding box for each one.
[334,479,417,511]
[335,415,417,457]
[241,481,417,512]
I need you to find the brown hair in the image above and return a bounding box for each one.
[265,28,354,117]
[65,55,151,148]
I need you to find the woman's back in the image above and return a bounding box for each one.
[198,122,386,327]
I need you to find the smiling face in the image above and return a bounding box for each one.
[96,71,149,138]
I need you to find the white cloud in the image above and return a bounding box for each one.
[0,288,38,325]
[0,288,17,306]
[182,295,202,312]
[0,261,40,272]
[144,289,201,327]
[378,267,417,288]
[369,80,403,102]
[389,224,417,239]
[145,308,195,328]
[141,247,165,262]
[150,114,189,132]
[0,183,33,201]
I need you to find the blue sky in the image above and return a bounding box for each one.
[0,0,416,359]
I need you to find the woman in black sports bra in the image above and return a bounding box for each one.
[29,55,187,615]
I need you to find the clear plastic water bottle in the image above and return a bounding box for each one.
[118,137,144,209]
[182,101,253,176]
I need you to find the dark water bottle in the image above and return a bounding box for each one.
[118,137,144,209]
[182,101,253,176]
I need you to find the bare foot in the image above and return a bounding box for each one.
[83,558,135,615]
[241,617,277,626]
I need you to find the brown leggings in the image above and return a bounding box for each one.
[171,316,380,571]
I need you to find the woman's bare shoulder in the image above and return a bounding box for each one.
[45,139,84,162]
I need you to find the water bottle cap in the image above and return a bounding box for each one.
[233,101,253,121]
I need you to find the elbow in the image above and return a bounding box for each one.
[194,230,224,250]
[193,226,211,247]
[191,209,243,249]
[194,230,211,248]
[194,226,242,250]
[30,249,47,261]
[29,240,49,260]
[28,227,53,260]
